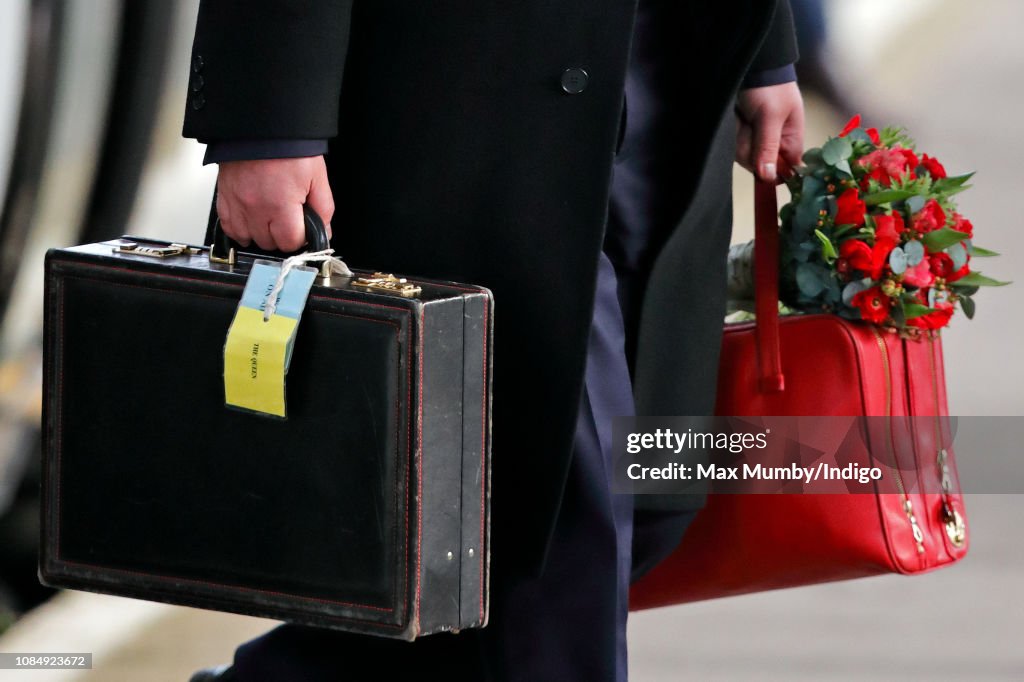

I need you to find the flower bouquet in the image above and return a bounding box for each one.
[728,115,1009,332]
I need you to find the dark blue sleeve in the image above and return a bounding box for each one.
[203,139,329,165]
[740,63,797,90]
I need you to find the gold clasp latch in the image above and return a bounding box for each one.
[114,241,199,259]
[351,272,421,297]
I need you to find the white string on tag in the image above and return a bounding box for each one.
[263,249,353,321]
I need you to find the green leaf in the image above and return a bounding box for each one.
[938,184,972,198]
[969,244,1001,257]
[794,195,827,236]
[802,147,824,167]
[903,302,934,319]
[842,279,872,306]
[822,137,853,166]
[959,295,976,320]
[788,240,815,263]
[900,291,919,302]
[832,223,860,239]
[904,239,925,266]
[823,276,842,304]
[889,247,908,274]
[948,242,968,271]
[844,128,874,144]
[933,172,974,191]
[880,126,915,148]
[863,189,916,206]
[833,159,853,177]
[952,271,1012,287]
[801,175,826,199]
[796,263,829,297]
[950,284,979,296]
[889,302,906,327]
[920,227,970,252]
[814,229,838,262]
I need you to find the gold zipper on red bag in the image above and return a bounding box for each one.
[925,334,967,548]
[870,326,925,555]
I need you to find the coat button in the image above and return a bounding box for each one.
[192,93,206,110]
[191,75,204,92]
[561,68,588,94]
[192,55,204,73]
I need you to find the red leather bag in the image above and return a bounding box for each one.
[629,181,969,609]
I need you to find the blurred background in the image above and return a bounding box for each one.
[0,0,1020,679]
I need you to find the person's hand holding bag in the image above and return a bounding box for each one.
[735,81,805,183]
[215,156,335,252]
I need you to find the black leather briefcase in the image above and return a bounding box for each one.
[40,224,492,640]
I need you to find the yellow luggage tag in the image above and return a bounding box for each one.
[223,259,317,418]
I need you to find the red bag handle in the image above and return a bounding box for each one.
[754,179,785,392]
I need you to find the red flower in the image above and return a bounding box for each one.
[835,188,867,226]
[920,154,947,179]
[860,166,889,191]
[950,212,973,238]
[864,214,903,280]
[908,299,955,330]
[839,239,873,272]
[898,148,920,171]
[912,199,947,235]
[902,258,935,288]
[928,253,970,283]
[852,286,892,323]
[874,213,905,243]
[837,237,894,282]
[928,253,954,278]
[839,115,862,137]
[839,115,880,144]
[858,147,917,187]
[870,240,896,280]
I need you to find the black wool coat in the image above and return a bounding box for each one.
[184,0,798,578]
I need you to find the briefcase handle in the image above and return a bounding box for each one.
[207,204,330,265]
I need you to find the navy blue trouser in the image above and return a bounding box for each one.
[227,2,696,678]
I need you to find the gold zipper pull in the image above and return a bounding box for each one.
[903,499,925,554]
[937,448,953,493]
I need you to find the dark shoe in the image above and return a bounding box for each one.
[188,665,236,682]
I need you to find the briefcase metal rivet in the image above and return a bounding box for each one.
[446,551,454,561]
[207,244,237,266]
[468,548,475,557]
[317,261,333,285]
